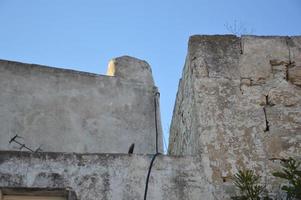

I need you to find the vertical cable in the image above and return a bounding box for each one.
[154,91,160,153]
[143,152,160,200]
[143,90,161,200]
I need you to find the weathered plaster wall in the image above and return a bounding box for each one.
[0,151,213,200]
[169,35,301,198]
[0,56,163,154]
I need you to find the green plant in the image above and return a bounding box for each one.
[231,169,266,200]
[272,157,301,200]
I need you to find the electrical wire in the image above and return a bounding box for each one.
[143,152,160,200]
[154,91,160,153]
[143,90,161,200]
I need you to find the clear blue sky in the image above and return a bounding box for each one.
[1,0,300,152]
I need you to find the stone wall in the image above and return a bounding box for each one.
[169,35,301,198]
[0,56,163,154]
[0,151,213,200]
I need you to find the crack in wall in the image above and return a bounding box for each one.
[263,107,270,132]
[286,64,289,81]
[263,94,274,132]
[285,36,292,64]
[239,85,244,95]
[240,39,244,54]
[265,95,269,106]
[284,36,301,86]
[265,94,275,106]
[286,61,296,82]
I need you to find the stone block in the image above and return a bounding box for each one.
[266,106,301,134]
[188,35,241,79]
[267,87,300,106]
[288,66,301,86]
[240,36,289,84]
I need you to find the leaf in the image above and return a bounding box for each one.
[272,172,288,179]
[295,170,301,177]
[231,196,248,200]
[281,185,292,191]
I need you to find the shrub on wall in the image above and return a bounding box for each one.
[231,169,267,200]
[272,157,301,200]
[231,157,301,200]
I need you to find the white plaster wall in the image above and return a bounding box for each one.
[0,56,163,154]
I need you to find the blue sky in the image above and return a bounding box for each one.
[0,0,300,152]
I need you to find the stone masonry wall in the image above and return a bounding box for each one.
[0,151,213,200]
[169,35,301,198]
[0,56,163,154]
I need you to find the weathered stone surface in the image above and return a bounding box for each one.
[288,66,301,86]
[168,55,198,156]
[289,36,301,66]
[267,87,301,106]
[169,35,301,199]
[0,59,163,154]
[240,36,290,84]
[0,151,213,200]
[188,35,241,80]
